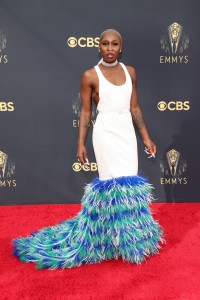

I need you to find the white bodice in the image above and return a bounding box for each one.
[94,62,132,113]
[92,62,138,180]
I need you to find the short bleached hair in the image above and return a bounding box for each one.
[99,29,122,44]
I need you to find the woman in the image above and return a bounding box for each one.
[12,29,166,269]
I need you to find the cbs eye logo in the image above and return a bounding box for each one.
[157,101,190,111]
[72,162,97,172]
[68,37,77,47]
[67,37,99,48]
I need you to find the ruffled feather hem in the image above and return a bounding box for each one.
[12,175,166,269]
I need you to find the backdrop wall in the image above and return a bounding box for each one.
[0,0,199,205]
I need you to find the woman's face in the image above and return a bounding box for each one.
[99,32,122,63]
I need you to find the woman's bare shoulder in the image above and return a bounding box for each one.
[80,67,98,87]
[81,67,97,79]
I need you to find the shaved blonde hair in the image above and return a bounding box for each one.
[99,29,122,44]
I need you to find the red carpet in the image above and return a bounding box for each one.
[1,203,200,300]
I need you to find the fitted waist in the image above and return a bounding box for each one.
[97,109,130,114]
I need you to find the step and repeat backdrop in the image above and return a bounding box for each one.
[0,0,199,205]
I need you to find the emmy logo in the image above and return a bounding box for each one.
[0,151,8,179]
[0,30,6,52]
[0,30,8,63]
[168,23,182,54]
[0,150,16,187]
[166,149,180,177]
[160,22,189,64]
[160,22,189,55]
[0,150,15,179]
[160,149,187,184]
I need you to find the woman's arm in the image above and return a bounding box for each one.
[77,70,93,166]
[128,66,156,156]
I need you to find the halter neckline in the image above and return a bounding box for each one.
[96,63,127,87]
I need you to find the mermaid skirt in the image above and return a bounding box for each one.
[12,176,166,269]
[13,112,166,269]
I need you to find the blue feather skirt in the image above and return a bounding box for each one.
[12,175,166,269]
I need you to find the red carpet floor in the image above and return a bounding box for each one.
[1,203,200,300]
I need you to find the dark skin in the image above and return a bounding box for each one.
[77,31,156,166]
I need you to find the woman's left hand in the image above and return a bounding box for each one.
[143,138,156,158]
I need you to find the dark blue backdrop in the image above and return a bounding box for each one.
[0,0,199,204]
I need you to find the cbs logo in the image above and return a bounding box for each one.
[157,101,190,111]
[72,162,98,172]
[67,37,99,48]
[0,102,14,111]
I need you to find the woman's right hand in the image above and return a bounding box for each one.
[77,144,89,169]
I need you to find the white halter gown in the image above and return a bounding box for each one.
[93,62,138,180]
[12,62,166,270]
